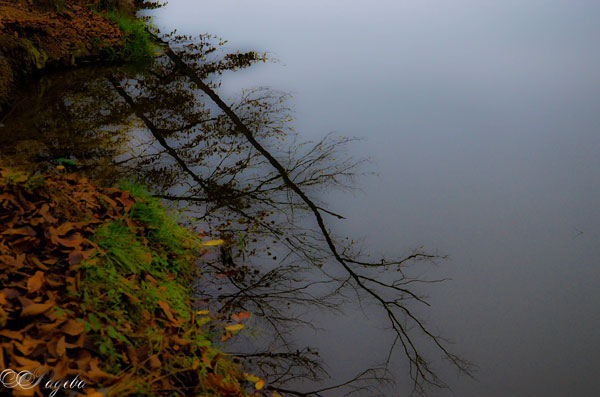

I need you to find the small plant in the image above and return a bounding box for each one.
[24,174,45,190]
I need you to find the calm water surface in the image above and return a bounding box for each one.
[148,1,600,396]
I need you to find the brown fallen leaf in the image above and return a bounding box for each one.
[69,250,84,266]
[38,204,58,223]
[20,300,55,317]
[87,358,114,382]
[157,300,179,325]
[12,355,41,370]
[201,349,212,369]
[148,354,161,369]
[75,350,92,370]
[0,329,23,340]
[61,319,85,336]
[53,357,69,379]
[26,271,44,293]
[1,226,36,236]
[56,232,84,248]
[56,336,66,357]
[126,345,138,366]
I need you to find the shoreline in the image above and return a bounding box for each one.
[0,0,152,115]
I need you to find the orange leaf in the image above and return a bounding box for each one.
[255,379,265,390]
[38,204,57,223]
[201,349,212,369]
[12,356,41,370]
[56,232,84,248]
[149,354,161,369]
[87,358,114,382]
[157,300,179,325]
[237,311,250,320]
[0,329,23,340]
[56,336,66,357]
[26,271,44,293]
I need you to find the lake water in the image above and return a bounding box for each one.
[148,1,600,396]
[1,1,599,395]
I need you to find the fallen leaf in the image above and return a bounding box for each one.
[224,323,244,332]
[1,226,36,236]
[157,300,179,325]
[56,336,66,357]
[26,271,44,293]
[56,232,84,248]
[149,354,161,369]
[87,358,114,382]
[202,239,225,246]
[60,319,85,336]
[68,250,84,266]
[0,329,23,340]
[201,350,212,369]
[244,373,260,383]
[255,379,265,390]
[126,345,138,366]
[237,311,251,320]
[20,300,55,317]
[12,356,41,370]
[38,204,57,223]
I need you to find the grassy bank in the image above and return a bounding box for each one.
[0,167,261,396]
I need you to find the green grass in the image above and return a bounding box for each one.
[105,11,155,62]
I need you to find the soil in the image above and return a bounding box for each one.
[0,0,126,114]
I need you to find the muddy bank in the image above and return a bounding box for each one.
[0,0,138,114]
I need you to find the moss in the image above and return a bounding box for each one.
[20,39,49,70]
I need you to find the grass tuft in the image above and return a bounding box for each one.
[105,11,155,62]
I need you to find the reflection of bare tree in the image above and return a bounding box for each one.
[0,33,472,395]
[157,37,473,395]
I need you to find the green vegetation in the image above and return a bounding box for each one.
[80,183,246,395]
[0,168,259,396]
[105,11,155,61]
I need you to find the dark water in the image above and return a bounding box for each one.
[1,1,599,396]
[148,1,600,396]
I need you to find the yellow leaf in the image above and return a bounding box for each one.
[255,379,265,390]
[244,373,260,383]
[224,323,244,332]
[272,393,282,397]
[56,165,65,171]
[196,310,210,315]
[202,239,225,246]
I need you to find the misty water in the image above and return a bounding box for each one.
[1,0,598,396]
[148,1,600,396]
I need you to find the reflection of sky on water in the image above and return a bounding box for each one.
[150,1,600,395]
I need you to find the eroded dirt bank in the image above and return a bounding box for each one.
[0,0,132,113]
